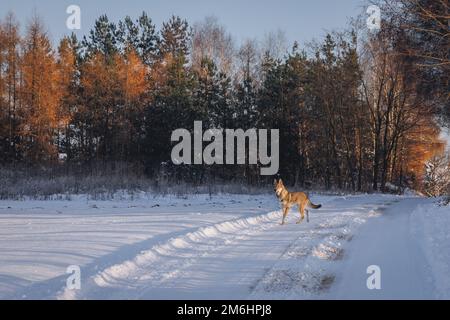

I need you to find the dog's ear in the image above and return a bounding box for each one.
[279,179,283,185]
[273,178,278,186]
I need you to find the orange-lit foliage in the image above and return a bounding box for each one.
[149,53,175,94]
[56,37,77,129]
[80,52,118,112]
[20,18,59,161]
[78,48,148,159]
[401,116,445,189]
[119,48,147,104]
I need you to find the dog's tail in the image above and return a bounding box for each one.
[308,200,322,209]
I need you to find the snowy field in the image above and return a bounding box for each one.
[0,193,449,299]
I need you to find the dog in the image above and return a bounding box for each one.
[274,178,322,225]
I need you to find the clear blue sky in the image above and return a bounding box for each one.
[0,0,367,46]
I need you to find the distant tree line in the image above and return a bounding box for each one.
[0,2,447,192]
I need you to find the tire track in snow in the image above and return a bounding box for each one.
[58,209,284,299]
[249,201,394,299]
[58,195,397,299]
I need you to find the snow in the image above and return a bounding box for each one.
[0,192,449,299]
[411,200,450,299]
[330,198,435,299]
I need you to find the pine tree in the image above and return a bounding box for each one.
[117,47,147,159]
[235,40,258,130]
[144,16,194,176]
[56,34,79,161]
[158,15,190,59]
[20,16,59,163]
[118,12,159,65]
[82,15,119,61]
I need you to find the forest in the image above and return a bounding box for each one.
[0,0,448,196]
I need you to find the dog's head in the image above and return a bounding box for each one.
[273,178,284,196]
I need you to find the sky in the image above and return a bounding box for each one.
[0,0,367,47]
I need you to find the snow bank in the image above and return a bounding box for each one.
[411,200,450,298]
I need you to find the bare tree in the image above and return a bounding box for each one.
[236,39,259,85]
[191,16,235,75]
[424,154,450,197]
[376,0,449,125]
[260,29,288,61]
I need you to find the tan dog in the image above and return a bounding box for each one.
[274,179,322,225]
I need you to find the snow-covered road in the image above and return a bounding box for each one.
[331,198,435,299]
[0,193,448,299]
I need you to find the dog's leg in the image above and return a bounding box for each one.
[296,203,305,224]
[281,206,289,225]
[306,209,309,223]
